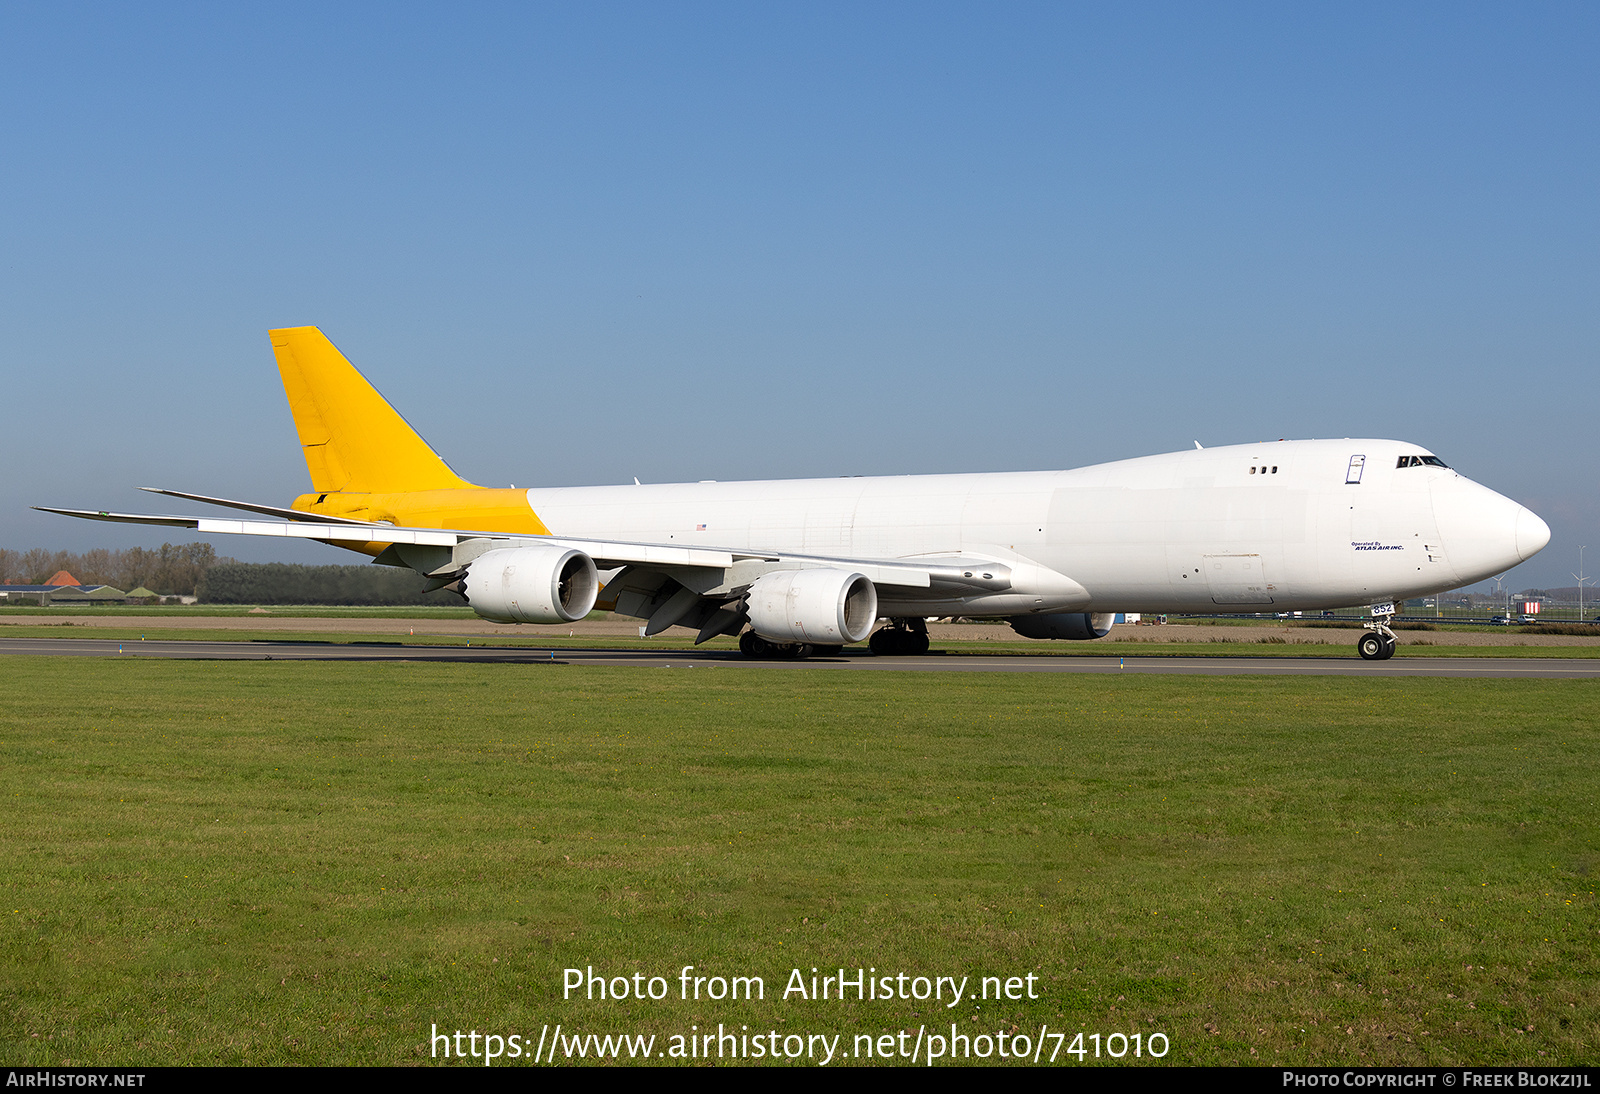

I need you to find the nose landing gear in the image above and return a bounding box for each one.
[1358,602,1398,660]
[1357,631,1396,660]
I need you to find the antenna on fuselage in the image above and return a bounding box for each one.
[1194,441,1204,450]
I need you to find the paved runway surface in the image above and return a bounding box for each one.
[4,636,1599,676]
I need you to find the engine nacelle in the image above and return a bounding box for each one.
[461,545,600,623]
[1007,612,1116,640]
[746,568,878,646]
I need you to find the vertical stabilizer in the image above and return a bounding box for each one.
[269,327,474,494]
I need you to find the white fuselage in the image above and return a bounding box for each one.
[523,439,1548,617]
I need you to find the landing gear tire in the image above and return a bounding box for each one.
[1357,633,1395,660]
[869,621,931,656]
[738,631,811,660]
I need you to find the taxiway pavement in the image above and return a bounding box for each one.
[4,636,1598,677]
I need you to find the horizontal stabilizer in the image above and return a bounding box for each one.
[139,487,376,525]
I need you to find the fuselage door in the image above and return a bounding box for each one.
[1346,455,1366,484]
[1204,553,1275,605]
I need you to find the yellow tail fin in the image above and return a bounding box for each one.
[270,327,474,494]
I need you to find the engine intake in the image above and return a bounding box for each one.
[461,545,600,623]
[746,568,878,645]
[1007,612,1115,640]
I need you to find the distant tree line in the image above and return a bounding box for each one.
[0,543,227,595]
[2,544,453,605]
[197,562,453,605]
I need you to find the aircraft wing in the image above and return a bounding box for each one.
[36,505,756,571]
[31,504,1022,591]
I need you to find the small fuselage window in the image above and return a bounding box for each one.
[1396,455,1450,469]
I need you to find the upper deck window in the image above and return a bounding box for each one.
[1396,455,1450,469]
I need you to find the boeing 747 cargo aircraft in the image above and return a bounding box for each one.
[41,327,1550,660]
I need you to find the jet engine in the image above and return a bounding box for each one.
[746,568,878,646]
[461,545,600,623]
[1007,612,1116,640]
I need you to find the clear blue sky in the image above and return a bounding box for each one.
[4,3,1595,591]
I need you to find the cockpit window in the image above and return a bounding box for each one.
[1396,455,1450,469]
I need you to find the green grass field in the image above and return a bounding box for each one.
[2,659,1596,1066]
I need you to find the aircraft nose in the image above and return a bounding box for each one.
[1431,478,1548,584]
[1515,506,1551,562]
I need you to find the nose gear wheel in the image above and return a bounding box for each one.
[1358,607,1398,661]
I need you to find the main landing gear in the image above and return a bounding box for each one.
[737,618,931,659]
[1357,606,1398,661]
[737,631,843,660]
[869,618,930,656]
